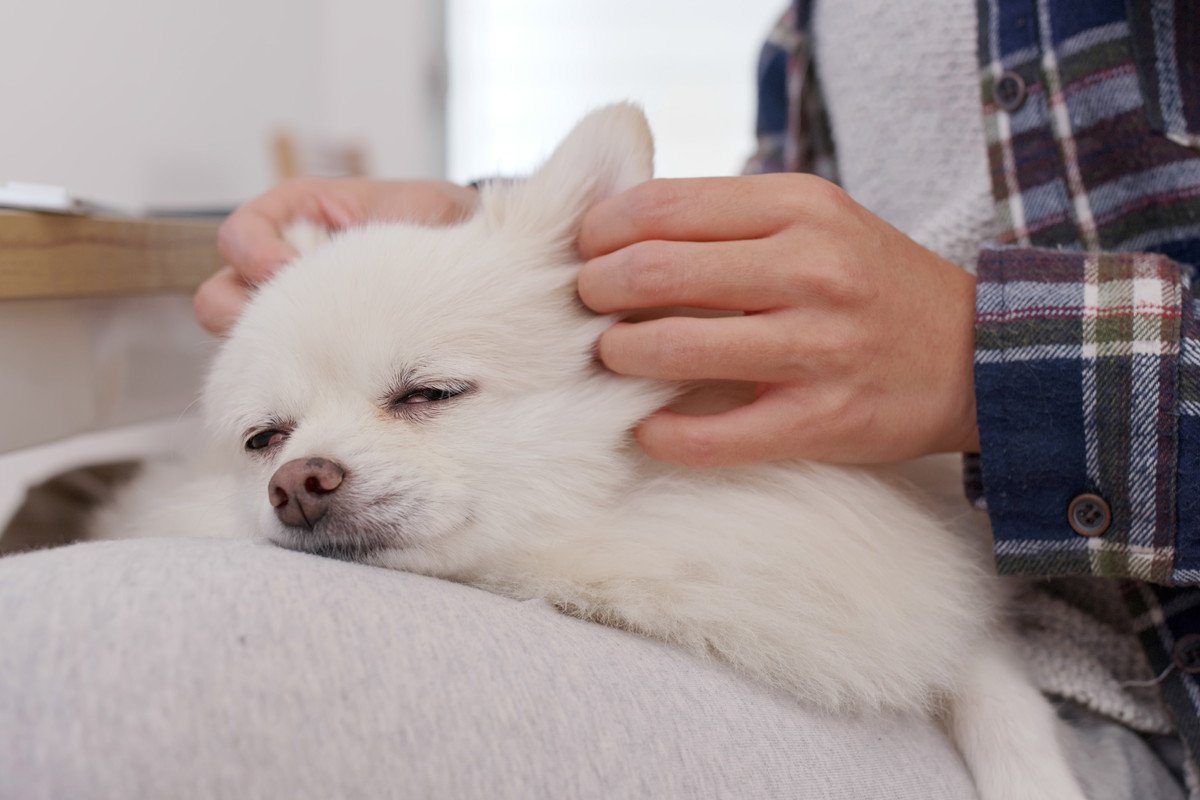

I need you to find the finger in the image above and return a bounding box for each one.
[219,178,374,282]
[217,207,300,284]
[598,315,799,383]
[579,239,798,313]
[635,394,802,468]
[578,174,805,260]
[193,266,251,335]
[367,180,480,226]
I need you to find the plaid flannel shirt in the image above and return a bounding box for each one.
[747,0,1200,785]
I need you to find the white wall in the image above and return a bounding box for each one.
[316,0,447,181]
[0,2,785,209]
[446,0,786,183]
[0,0,444,211]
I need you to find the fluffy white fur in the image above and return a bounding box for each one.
[97,105,1085,800]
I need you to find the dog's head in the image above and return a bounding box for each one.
[202,104,673,575]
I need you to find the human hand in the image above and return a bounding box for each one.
[577,174,979,468]
[196,178,478,334]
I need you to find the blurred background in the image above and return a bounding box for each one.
[0,0,787,548]
[0,0,785,211]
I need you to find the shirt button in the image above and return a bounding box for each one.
[995,71,1027,113]
[1068,493,1111,537]
[1174,635,1200,674]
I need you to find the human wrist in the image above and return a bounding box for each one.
[935,264,981,454]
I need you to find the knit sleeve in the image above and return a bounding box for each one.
[971,246,1200,586]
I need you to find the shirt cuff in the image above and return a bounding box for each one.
[973,246,1188,584]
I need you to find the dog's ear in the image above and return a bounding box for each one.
[477,103,654,242]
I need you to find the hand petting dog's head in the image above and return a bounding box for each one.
[202,105,671,575]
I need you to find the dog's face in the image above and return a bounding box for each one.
[202,105,670,575]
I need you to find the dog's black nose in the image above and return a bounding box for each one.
[269,457,346,529]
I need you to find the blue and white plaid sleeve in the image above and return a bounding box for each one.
[972,247,1200,586]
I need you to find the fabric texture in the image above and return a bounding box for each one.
[1011,578,1174,737]
[744,3,836,181]
[1124,0,1200,151]
[976,0,1200,257]
[0,538,983,800]
[974,248,1186,583]
[0,538,1193,800]
[810,0,1001,272]
[1059,701,1187,800]
[748,0,1200,788]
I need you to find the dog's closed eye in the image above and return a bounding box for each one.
[387,382,474,416]
[395,388,460,404]
[245,428,290,452]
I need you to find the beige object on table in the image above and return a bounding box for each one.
[272,131,368,181]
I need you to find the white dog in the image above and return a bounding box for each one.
[98,105,1086,800]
